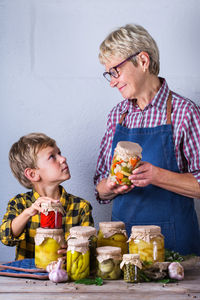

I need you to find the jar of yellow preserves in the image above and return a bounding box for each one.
[67,239,90,281]
[97,221,128,255]
[35,228,65,269]
[120,254,142,283]
[68,226,97,275]
[96,246,122,280]
[128,225,164,263]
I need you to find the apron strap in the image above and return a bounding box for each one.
[119,91,172,126]
[166,91,172,125]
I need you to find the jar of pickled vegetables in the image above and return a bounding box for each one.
[96,246,122,280]
[68,226,97,275]
[40,202,65,229]
[128,225,164,263]
[109,141,142,185]
[67,238,90,281]
[120,254,142,283]
[97,221,128,255]
[35,228,65,269]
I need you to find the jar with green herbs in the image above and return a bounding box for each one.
[97,221,128,255]
[68,226,97,275]
[96,246,122,280]
[120,254,142,283]
[67,238,90,281]
[128,225,164,263]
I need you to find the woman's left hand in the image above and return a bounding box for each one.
[129,161,157,187]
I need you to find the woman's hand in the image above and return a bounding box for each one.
[129,161,158,187]
[96,177,135,200]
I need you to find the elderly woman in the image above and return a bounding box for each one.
[94,24,200,255]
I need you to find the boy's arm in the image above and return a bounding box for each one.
[0,196,26,246]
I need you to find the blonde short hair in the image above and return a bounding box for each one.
[99,24,160,75]
[9,133,56,189]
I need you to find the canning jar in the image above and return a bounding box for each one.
[40,202,65,229]
[35,228,65,269]
[120,254,142,283]
[67,238,90,281]
[97,221,128,255]
[96,246,122,280]
[68,226,97,275]
[109,141,142,185]
[128,225,164,263]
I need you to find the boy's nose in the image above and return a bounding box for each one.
[60,155,66,163]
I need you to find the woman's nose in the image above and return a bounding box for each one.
[110,76,118,88]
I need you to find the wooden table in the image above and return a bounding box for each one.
[0,266,200,300]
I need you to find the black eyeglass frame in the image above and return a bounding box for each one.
[103,51,141,82]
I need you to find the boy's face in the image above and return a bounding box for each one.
[35,145,71,185]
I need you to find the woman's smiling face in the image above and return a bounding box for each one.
[104,54,148,100]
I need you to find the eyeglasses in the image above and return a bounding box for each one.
[103,51,141,82]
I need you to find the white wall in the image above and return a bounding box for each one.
[1,0,200,261]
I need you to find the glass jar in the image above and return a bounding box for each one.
[68,226,97,275]
[120,254,142,283]
[128,225,164,263]
[109,141,142,185]
[40,202,65,229]
[96,246,122,280]
[35,228,65,269]
[97,221,128,255]
[67,238,90,281]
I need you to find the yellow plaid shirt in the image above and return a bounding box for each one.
[0,185,94,260]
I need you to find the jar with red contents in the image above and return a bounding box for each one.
[40,202,65,229]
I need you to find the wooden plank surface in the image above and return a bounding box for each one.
[0,267,200,300]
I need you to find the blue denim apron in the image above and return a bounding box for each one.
[111,93,200,255]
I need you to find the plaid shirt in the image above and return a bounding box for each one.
[0,185,94,260]
[94,78,200,203]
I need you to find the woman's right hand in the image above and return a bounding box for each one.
[96,177,134,200]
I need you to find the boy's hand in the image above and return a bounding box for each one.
[27,197,60,217]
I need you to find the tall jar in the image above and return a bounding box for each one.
[120,254,142,283]
[68,226,97,275]
[67,238,90,281]
[40,202,65,229]
[35,228,65,269]
[96,246,122,280]
[97,221,128,255]
[128,225,164,263]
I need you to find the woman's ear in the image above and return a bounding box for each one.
[138,51,150,72]
[24,168,40,183]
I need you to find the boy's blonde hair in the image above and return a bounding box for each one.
[99,24,160,75]
[9,133,56,189]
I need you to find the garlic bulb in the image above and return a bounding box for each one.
[168,262,184,280]
[48,258,68,283]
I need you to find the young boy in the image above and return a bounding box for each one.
[0,133,94,260]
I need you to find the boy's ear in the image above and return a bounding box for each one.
[24,168,40,183]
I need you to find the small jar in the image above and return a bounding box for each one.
[109,141,142,185]
[96,246,122,280]
[40,202,65,229]
[67,238,90,281]
[68,226,97,275]
[97,221,128,255]
[120,254,142,283]
[35,228,65,269]
[128,225,164,263]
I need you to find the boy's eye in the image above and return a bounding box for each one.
[49,154,55,159]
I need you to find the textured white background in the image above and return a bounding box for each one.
[0,0,200,260]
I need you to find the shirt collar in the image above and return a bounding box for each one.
[31,185,67,203]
